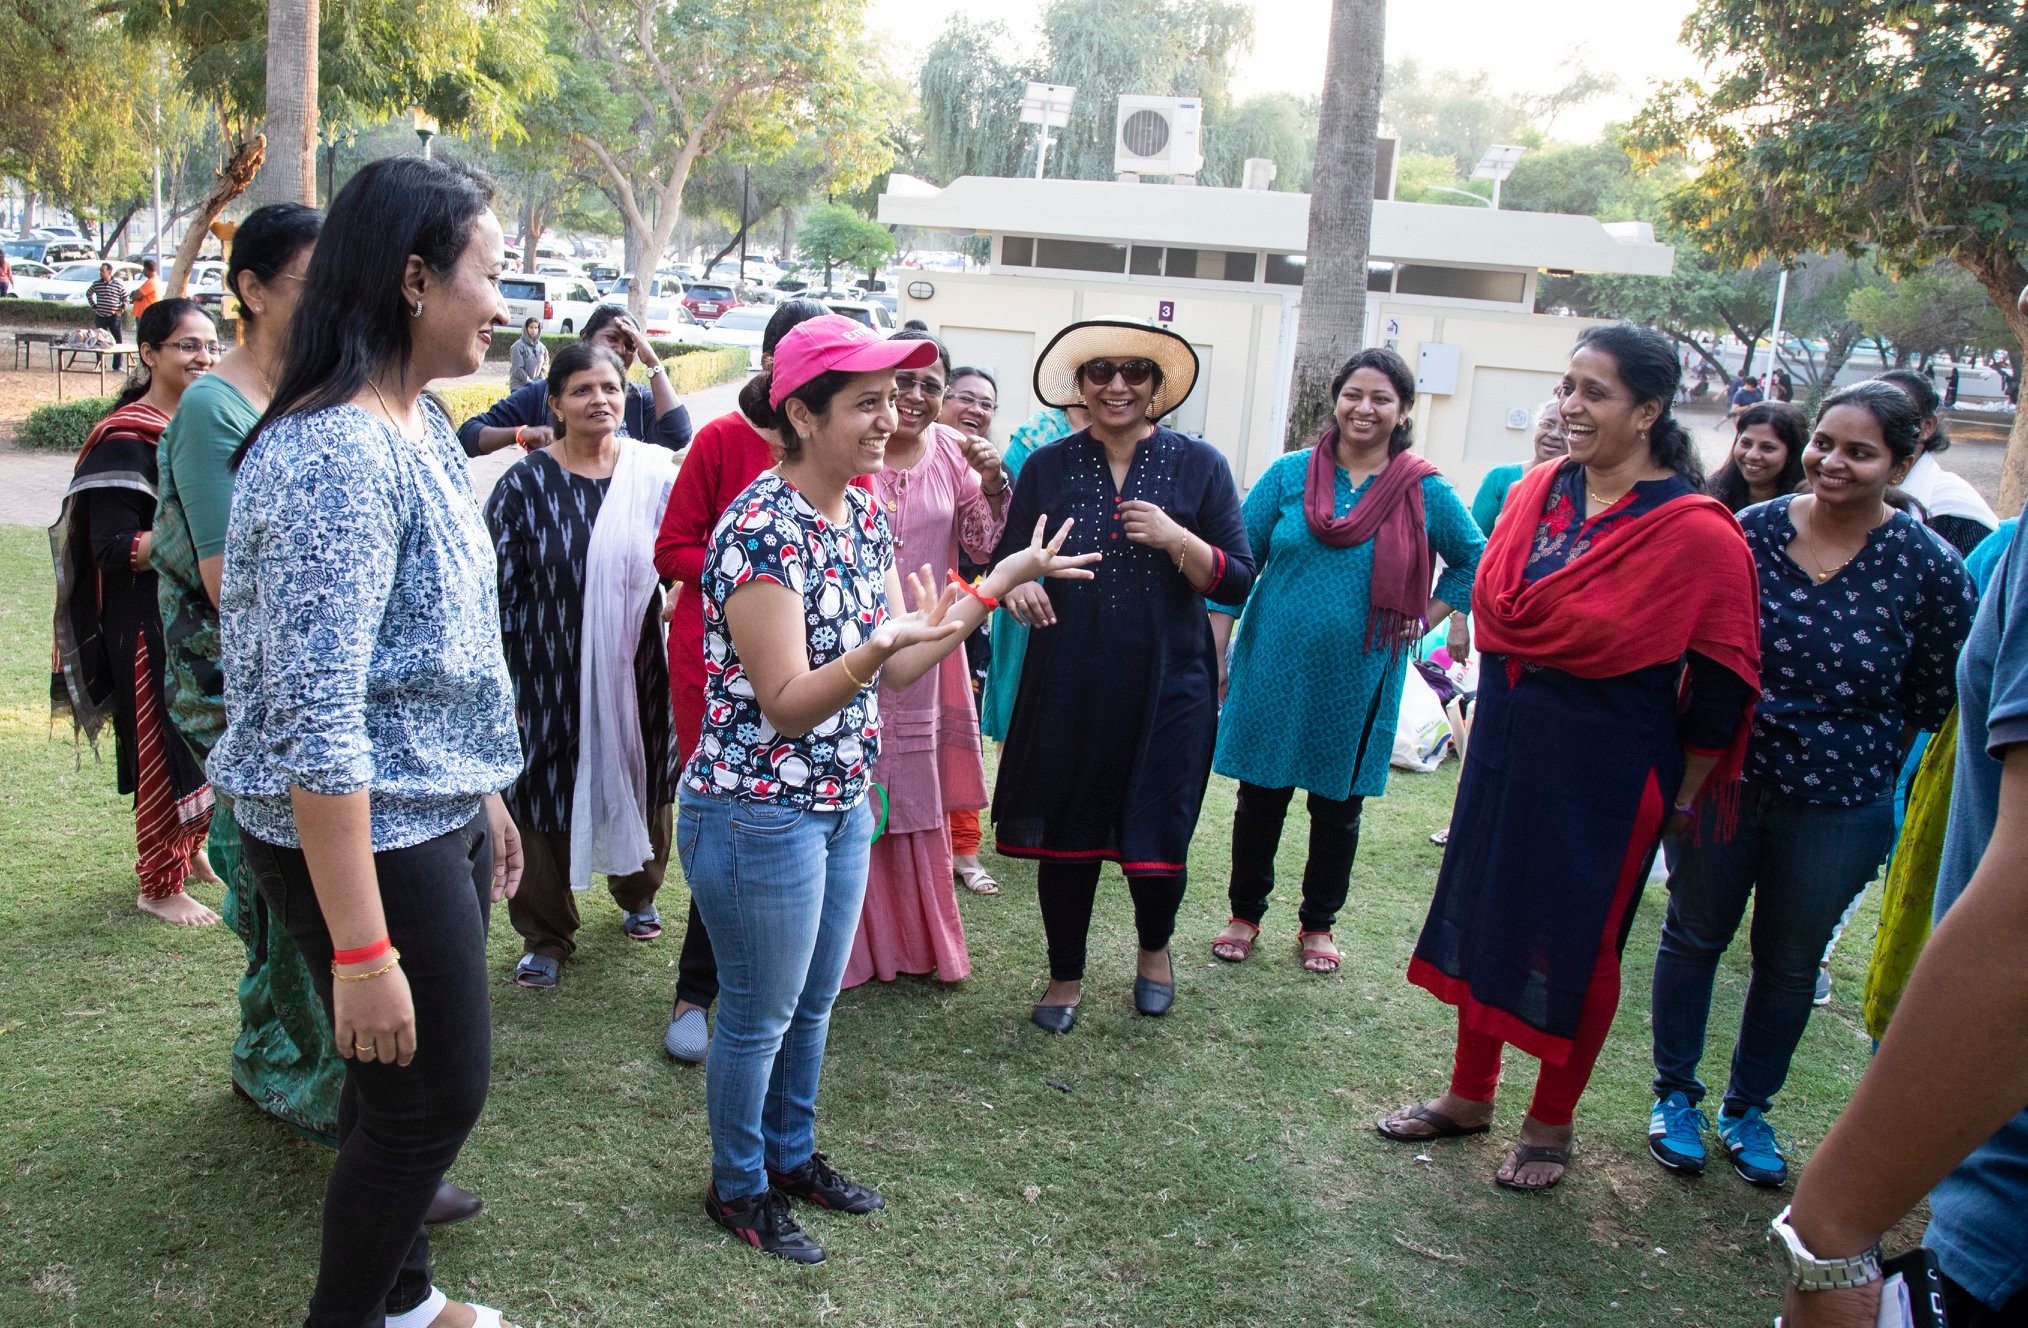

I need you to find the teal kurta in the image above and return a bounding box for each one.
[978,409,1066,742]
[1212,450,1484,802]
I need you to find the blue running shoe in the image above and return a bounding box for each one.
[1718,1108,1789,1188]
[1648,1092,1709,1175]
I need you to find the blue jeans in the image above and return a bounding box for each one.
[1650,782,1894,1117]
[677,789,873,1200]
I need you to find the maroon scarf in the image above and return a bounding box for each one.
[1305,436,1439,652]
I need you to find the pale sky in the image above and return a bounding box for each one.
[867,0,1702,143]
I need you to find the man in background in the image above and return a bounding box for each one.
[84,262,130,369]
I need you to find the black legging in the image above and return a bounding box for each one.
[244,815,494,1327]
[1036,860,1185,982]
[1227,781,1364,933]
[670,898,721,1012]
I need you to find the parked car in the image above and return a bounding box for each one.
[41,259,144,302]
[33,224,86,241]
[680,280,738,322]
[585,264,621,292]
[605,273,685,303]
[5,236,94,267]
[499,272,603,335]
[4,258,60,299]
[630,298,704,340]
[691,306,772,370]
[823,299,895,332]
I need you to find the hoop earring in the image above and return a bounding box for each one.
[412,300,424,317]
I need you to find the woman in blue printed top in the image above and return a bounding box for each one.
[680,314,1093,1264]
[208,157,528,1328]
[1646,380,1977,1191]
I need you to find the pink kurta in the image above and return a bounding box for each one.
[844,424,1006,987]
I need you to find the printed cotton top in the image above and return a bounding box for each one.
[683,473,893,810]
[209,401,523,851]
[1739,495,1976,806]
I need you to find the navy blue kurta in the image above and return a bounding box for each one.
[990,427,1254,873]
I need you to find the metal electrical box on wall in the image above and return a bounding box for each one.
[1416,343,1462,395]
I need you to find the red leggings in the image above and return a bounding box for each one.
[947,808,982,857]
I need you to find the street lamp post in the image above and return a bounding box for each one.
[1019,83,1076,180]
[1470,144,1528,210]
[411,108,439,160]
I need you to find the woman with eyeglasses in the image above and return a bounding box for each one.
[993,320,1256,1032]
[937,366,1004,895]
[838,331,1009,989]
[52,297,222,927]
[1207,349,1484,975]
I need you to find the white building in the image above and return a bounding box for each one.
[877,175,1675,492]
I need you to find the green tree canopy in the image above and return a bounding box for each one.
[796,203,893,284]
[1632,0,2028,510]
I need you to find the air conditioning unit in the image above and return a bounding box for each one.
[1114,96,1204,178]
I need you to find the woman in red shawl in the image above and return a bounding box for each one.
[51,298,222,924]
[1377,323,1761,1191]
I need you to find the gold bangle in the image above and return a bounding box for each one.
[840,654,875,689]
[334,951,402,982]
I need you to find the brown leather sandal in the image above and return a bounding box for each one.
[1375,1102,1493,1142]
[1495,1143,1572,1192]
[1298,930,1341,974]
[1210,917,1260,963]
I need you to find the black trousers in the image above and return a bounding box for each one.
[1227,781,1364,933]
[1035,860,1185,982]
[94,313,125,369]
[671,896,721,1011]
[244,815,494,1328]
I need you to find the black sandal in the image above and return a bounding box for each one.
[1376,1102,1493,1142]
[1495,1143,1572,1192]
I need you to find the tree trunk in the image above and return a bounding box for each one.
[169,136,267,295]
[1959,254,2028,516]
[258,0,319,206]
[1284,0,1386,450]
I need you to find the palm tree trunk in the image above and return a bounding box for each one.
[258,0,319,206]
[1284,0,1386,450]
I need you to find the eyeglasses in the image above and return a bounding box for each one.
[169,339,225,356]
[947,391,996,413]
[1080,358,1157,387]
[894,372,945,397]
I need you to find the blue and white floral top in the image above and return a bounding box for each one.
[1739,495,1977,806]
[683,473,892,810]
[209,401,522,851]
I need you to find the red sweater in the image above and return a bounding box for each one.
[654,411,871,764]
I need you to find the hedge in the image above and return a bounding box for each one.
[18,396,116,451]
[0,298,96,330]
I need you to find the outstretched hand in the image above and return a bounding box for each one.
[992,516,1102,592]
[871,565,968,654]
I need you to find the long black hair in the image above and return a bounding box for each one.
[741,370,856,461]
[226,202,323,327]
[1875,368,1950,454]
[112,298,210,410]
[544,342,627,439]
[1706,400,1808,512]
[1321,347,1417,456]
[1571,322,1703,486]
[735,299,839,427]
[1819,380,1926,465]
[237,155,496,465]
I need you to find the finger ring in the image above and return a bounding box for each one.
[353,1041,374,1053]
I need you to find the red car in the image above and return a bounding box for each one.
[682,281,737,321]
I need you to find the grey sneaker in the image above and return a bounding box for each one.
[1813,967,1833,1007]
[664,1006,709,1063]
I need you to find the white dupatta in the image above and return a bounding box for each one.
[569,437,677,891]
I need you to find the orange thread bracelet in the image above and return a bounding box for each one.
[333,937,393,967]
[948,568,998,611]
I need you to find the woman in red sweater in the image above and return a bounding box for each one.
[653,298,835,1062]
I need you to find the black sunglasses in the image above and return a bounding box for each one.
[1079,358,1157,388]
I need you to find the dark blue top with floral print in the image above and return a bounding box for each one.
[1740,494,1977,805]
[682,473,893,810]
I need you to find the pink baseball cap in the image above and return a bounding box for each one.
[768,315,940,409]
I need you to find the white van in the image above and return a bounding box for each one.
[499,273,603,335]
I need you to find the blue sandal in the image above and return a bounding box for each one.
[513,953,560,989]
[623,907,663,941]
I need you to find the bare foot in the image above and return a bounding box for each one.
[1495,1115,1574,1191]
[1210,919,1259,962]
[1136,947,1172,984]
[1040,977,1081,1009]
[1377,1092,1495,1139]
[137,892,221,927]
[190,848,221,884]
[425,1301,521,1328]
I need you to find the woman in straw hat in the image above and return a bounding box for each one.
[991,319,1256,1032]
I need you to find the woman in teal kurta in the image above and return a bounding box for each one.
[1209,350,1483,973]
[979,404,1085,741]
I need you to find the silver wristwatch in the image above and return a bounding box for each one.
[1768,1206,1883,1292]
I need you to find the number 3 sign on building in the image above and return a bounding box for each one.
[1157,300,1175,323]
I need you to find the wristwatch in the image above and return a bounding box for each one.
[1768,1206,1883,1292]
[645,361,667,378]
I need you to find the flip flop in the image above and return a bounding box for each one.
[955,865,1000,896]
[1211,917,1260,963]
[1376,1102,1493,1142]
[1495,1143,1572,1192]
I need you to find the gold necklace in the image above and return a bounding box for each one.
[366,378,409,434]
[1800,502,1863,583]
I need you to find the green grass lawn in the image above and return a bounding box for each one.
[0,521,1907,1326]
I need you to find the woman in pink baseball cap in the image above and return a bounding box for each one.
[676,314,1097,1262]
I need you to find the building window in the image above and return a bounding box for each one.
[1130,245,1162,276]
[1394,264,1527,303]
[1163,248,1257,282]
[1034,238,1129,273]
[1001,236,1034,267]
[1266,256,1397,291]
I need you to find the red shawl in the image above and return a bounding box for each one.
[1305,438,1439,652]
[1473,462,1762,821]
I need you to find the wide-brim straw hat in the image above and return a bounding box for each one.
[1033,319,1199,419]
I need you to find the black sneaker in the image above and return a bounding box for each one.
[767,1152,887,1214]
[704,1183,825,1263]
